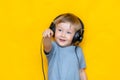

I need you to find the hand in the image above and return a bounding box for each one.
[42,29,54,38]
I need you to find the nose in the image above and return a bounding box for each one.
[61,32,65,37]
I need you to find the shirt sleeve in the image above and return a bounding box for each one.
[77,47,86,69]
[44,42,56,61]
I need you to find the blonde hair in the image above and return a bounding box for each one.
[53,13,83,32]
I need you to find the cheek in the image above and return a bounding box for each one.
[67,34,74,40]
[55,32,58,36]
[54,32,60,38]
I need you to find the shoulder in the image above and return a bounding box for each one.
[75,46,83,52]
[50,41,59,52]
[75,46,84,57]
[51,41,58,48]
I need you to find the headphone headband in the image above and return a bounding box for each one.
[49,13,84,44]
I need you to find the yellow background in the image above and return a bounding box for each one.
[0,0,120,80]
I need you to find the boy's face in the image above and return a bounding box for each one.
[55,22,76,47]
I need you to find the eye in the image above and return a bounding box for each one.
[67,32,72,34]
[58,29,62,32]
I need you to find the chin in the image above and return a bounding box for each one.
[56,42,65,47]
[58,43,71,47]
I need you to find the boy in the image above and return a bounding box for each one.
[42,13,87,80]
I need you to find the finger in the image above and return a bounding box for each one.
[42,30,48,38]
[48,30,51,37]
[50,30,54,37]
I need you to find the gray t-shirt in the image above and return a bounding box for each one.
[45,42,86,80]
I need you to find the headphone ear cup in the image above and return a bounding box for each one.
[72,30,83,44]
[49,22,55,36]
[72,18,84,44]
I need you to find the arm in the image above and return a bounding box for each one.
[80,68,87,80]
[42,29,54,53]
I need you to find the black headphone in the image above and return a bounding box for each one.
[49,14,84,44]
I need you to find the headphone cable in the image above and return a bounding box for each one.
[40,38,46,80]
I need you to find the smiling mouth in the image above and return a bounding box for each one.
[59,39,66,42]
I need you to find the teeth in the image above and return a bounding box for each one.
[60,39,65,41]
